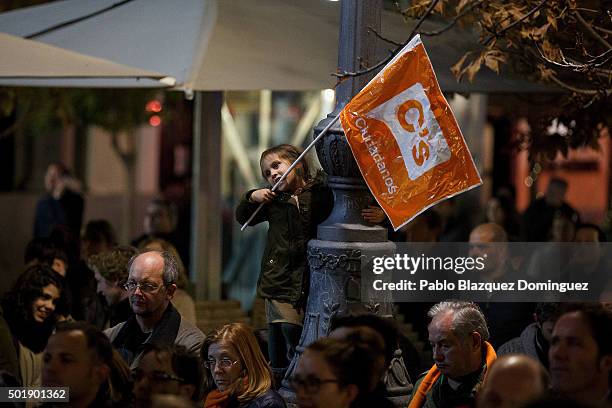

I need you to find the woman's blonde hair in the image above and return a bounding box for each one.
[202,323,272,403]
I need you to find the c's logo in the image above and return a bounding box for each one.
[398,99,430,166]
[365,82,450,181]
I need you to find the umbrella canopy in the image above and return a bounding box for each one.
[0,0,213,89]
[0,0,554,92]
[0,32,174,87]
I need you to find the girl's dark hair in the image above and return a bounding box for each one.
[305,338,378,399]
[259,144,311,182]
[2,265,64,352]
[4,265,64,322]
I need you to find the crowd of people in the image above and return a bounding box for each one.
[0,156,610,408]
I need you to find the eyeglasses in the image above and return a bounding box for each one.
[204,358,239,370]
[131,369,185,383]
[123,281,163,293]
[288,375,339,393]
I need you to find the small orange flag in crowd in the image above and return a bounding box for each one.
[340,34,482,231]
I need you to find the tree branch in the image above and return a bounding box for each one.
[573,10,612,49]
[110,132,135,165]
[406,0,442,42]
[484,0,549,46]
[369,27,402,47]
[332,50,395,78]
[574,7,601,14]
[333,0,440,79]
[535,42,612,71]
[549,73,611,96]
[420,0,484,36]
[593,25,612,36]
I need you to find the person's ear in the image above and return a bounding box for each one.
[165,283,177,299]
[600,354,612,374]
[470,332,482,351]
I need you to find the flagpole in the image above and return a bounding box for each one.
[240,113,341,231]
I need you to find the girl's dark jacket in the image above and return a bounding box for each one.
[235,175,333,306]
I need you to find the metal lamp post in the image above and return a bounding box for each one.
[279,1,412,406]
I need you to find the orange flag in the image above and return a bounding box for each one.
[340,35,482,230]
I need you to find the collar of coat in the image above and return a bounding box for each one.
[112,302,181,349]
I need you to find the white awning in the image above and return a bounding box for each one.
[0,32,173,87]
[0,0,555,92]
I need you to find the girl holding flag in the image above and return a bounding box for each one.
[236,144,333,385]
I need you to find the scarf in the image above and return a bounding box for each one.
[407,341,497,408]
[203,389,230,408]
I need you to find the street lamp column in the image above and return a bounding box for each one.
[279,1,412,406]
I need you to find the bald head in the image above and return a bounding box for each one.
[128,250,179,286]
[469,223,508,278]
[477,355,548,408]
[470,223,508,243]
[132,251,164,278]
[126,251,177,325]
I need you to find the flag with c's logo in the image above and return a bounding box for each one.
[339,34,482,231]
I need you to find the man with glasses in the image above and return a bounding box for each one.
[104,250,204,368]
[132,344,203,407]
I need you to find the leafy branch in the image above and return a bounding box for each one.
[332,0,440,79]
[332,0,611,161]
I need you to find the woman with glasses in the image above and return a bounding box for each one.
[202,322,286,408]
[291,338,380,408]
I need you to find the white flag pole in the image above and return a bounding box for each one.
[240,113,341,231]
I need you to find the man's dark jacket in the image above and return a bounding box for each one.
[104,303,203,368]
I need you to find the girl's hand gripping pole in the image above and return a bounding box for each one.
[240,114,340,231]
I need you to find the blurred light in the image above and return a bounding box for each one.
[146,100,162,113]
[547,118,568,136]
[149,115,161,127]
[525,176,533,187]
[160,76,176,87]
[515,117,531,134]
[533,163,542,174]
[322,89,335,104]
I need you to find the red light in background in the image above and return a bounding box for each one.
[145,100,162,113]
[149,115,161,127]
